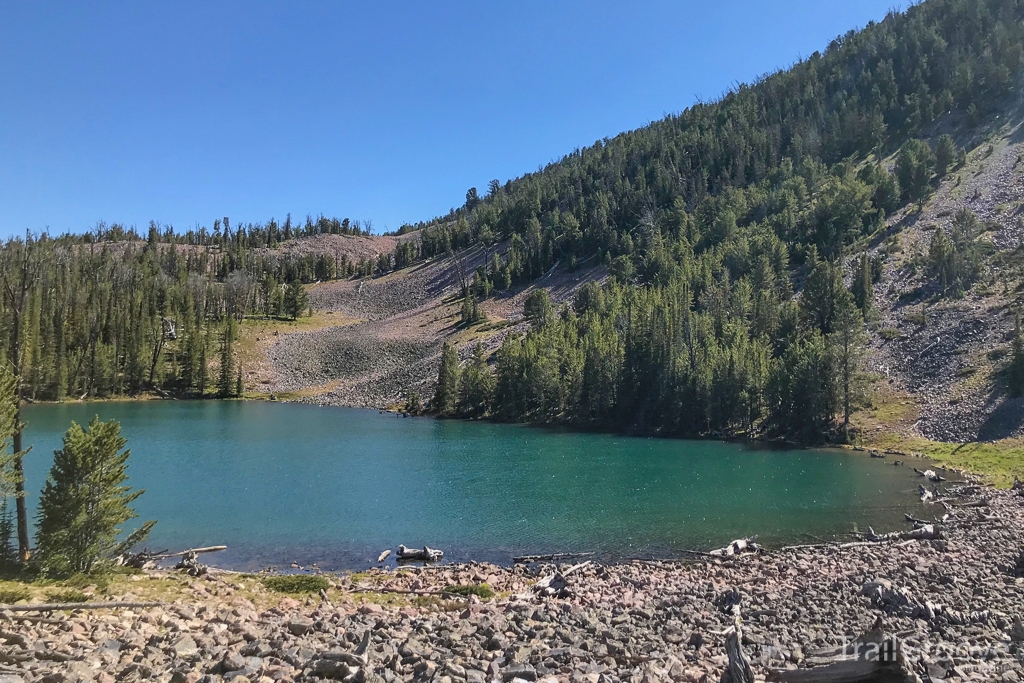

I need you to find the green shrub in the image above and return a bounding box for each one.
[48,589,88,603]
[443,583,494,599]
[880,327,902,341]
[906,311,927,326]
[0,587,29,604]
[262,575,330,593]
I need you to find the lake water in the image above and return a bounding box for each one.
[20,401,931,570]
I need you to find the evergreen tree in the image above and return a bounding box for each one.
[235,365,244,398]
[929,208,981,296]
[895,139,936,203]
[851,252,874,314]
[35,417,155,575]
[523,289,553,326]
[831,292,867,430]
[460,291,484,326]
[218,319,236,398]
[801,257,846,334]
[0,368,21,564]
[283,281,309,320]
[458,344,495,416]
[935,134,958,177]
[433,342,460,416]
[1010,312,1024,398]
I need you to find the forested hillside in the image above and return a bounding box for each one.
[419,0,1024,441]
[2,0,1024,446]
[0,218,409,401]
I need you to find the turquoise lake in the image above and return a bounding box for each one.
[20,401,932,570]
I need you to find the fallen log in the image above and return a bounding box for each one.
[914,467,944,482]
[513,551,594,563]
[710,539,762,556]
[532,560,592,599]
[767,617,915,682]
[396,545,443,562]
[154,545,227,559]
[351,586,455,597]
[377,549,391,563]
[0,601,163,612]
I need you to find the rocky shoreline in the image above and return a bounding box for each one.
[2,487,1023,683]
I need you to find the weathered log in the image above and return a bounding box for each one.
[721,620,754,683]
[396,545,443,561]
[918,485,934,503]
[531,560,593,599]
[710,539,761,556]
[153,545,227,559]
[0,601,163,612]
[377,549,391,563]
[767,618,914,682]
[913,467,944,482]
[513,551,594,563]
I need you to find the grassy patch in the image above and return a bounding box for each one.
[852,385,1024,487]
[444,583,494,599]
[0,587,29,604]
[262,575,330,593]
[476,319,512,333]
[237,312,360,376]
[48,589,88,603]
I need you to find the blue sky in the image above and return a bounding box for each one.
[0,1,898,237]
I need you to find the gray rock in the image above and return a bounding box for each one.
[287,617,314,636]
[502,664,537,682]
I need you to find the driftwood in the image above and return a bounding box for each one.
[153,545,226,559]
[377,549,391,563]
[913,467,945,482]
[513,551,594,563]
[0,601,163,612]
[396,545,443,562]
[351,586,453,597]
[721,620,755,683]
[533,560,591,598]
[120,545,227,569]
[710,539,762,556]
[767,618,915,682]
[861,581,988,624]
[864,525,941,543]
[175,550,210,577]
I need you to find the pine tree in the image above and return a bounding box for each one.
[235,365,244,398]
[523,289,553,326]
[831,292,867,430]
[218,319,236,398]
[197,331,208,397]
[0,368,21,564]
[433,342,460,416]
[895,139,936,203]
[283,281,309,320]
[458,343,495,416]
[35,417,155,575]
[460,291,484,326]
[935,134,958,177]
[1010,313,1024,398]
[851,252,874,314]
